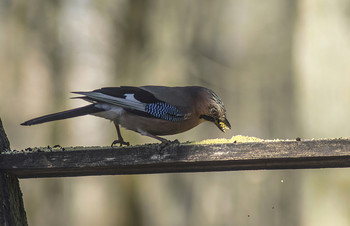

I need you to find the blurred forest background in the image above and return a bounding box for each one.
[1,0,350,225]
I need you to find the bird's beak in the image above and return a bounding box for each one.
[216,118,231,132]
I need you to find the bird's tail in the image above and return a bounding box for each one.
[21,104,103,126]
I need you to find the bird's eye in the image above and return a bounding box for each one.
[210,108,218,116]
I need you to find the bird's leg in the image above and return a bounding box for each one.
[111,122,130,147]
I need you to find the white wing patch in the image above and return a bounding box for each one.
[124,94,142,103]
[80,92,146,112]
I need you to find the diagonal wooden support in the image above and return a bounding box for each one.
[0,118,28,226]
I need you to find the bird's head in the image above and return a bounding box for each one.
[198,88,231,132]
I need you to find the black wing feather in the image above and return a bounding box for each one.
[94,86,160,103]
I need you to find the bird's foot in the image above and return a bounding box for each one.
[159,139,180,149]
[111,139,130,147]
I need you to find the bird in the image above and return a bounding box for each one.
[21,86,231,146]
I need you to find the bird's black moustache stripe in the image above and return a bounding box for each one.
[199,114,215,122]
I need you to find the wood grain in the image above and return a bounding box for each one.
[1,139,350,178]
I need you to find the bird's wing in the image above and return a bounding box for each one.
[73,87,188,121]
[73,91,146,111]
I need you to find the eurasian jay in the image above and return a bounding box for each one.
[21,86,231,146]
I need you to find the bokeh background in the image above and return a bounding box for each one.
[1,0,350,225]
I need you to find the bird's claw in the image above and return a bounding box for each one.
[111,139,130,147]
[159,139,180,149]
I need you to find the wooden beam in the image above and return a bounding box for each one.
[1,138,350,178]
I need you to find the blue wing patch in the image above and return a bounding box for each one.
[145,102,185,121]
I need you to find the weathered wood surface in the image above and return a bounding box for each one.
[1,138,350,178]
[0,118,28,226]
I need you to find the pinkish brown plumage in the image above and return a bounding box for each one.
[21,86,231,146]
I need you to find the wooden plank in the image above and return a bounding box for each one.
[0,118,28,226]
[1,138,350,178]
